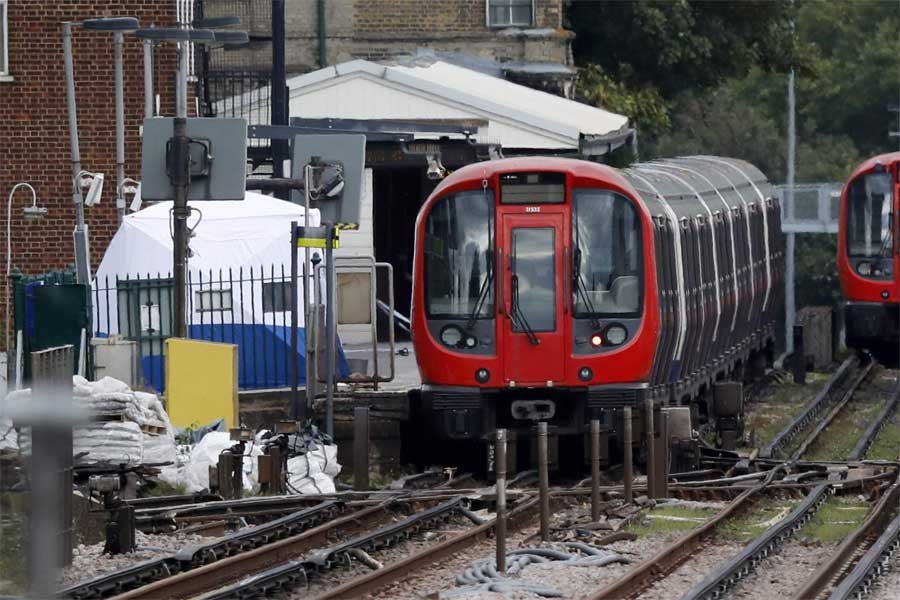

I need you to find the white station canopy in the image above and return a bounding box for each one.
[226,58,632,155]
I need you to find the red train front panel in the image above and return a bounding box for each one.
[411,157,659,440]
[837,153,900,361]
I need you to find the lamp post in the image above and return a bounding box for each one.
[5,183,48,352]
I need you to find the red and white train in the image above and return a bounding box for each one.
[410,156,782,458]
[838,152,900,365]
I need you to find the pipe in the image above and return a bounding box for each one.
[143,40,153,118]
[591,419,603,518]
[63,23,89,286]
[114,32,125,226]
[317,0,327,68]
[623,409,633,504]
[537,422,549,541]
[495,429,507,573]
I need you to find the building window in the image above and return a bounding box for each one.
[262,281,290,313]
[487,0,533,27]
[195,288,233,312]
[1,0,9,76]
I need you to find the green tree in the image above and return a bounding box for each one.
[566,0,795,97]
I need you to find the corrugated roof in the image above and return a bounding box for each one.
[279,58,631,154]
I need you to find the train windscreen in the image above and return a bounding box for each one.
[572,190,642,317]
[424,190,495,319]
[847,172,893,258]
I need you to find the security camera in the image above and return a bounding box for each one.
[426,154,445,180]
[84,173,104,207]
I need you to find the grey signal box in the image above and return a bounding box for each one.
[141,117,247,201]
[291,134,366,227]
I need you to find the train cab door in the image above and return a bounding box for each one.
[499,213,566,385]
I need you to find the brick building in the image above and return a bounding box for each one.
[201,0,574,96]
[0,1,178,351]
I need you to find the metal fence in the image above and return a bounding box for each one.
[91,265,299,393]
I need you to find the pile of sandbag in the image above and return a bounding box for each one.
[7,376,176,468]
[284,428,341,495]
[172,431,265,493]
[0,416,17,453]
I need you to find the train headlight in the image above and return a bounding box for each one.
[440,326,463,348]
[590,334,603,347]
[465,336,477,348]
[578,366,593,382]
[475,368,490,383]
[604,324,628,346]
[857,262,872,276]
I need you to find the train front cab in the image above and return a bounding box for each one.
[838,155,900,364]
[410,159,657,458]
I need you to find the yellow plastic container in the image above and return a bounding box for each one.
[165,338,239,430]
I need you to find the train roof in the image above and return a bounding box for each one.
[846,151,900,182]
[433,156,636,197]
[623,156,774,222]
[430,155,776,223]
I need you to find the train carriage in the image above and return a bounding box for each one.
[410,156,782,462]
[838,153,900,365]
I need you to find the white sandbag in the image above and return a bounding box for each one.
[158,443,192,489]
[0,417,17,452]
[184,431,263,494]
[73,421,143,466]
[286,443,341,495]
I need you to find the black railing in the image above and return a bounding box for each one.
[92,265,300,393]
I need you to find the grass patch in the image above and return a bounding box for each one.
[626,504,718,536]
[798,496,869,544]
[805,392,885,461]
[742,373,830,453]
[867,410,900,460]
[718,502,795,543]
[142,479,189,497]
[0,507,26,595]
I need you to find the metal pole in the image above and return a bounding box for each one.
[290,220,301,420]
[271,0,287,192]
[786,67,796,353]
[176,40,188,119]
[644,398,656,499]
[63,23,89,287]
[28,346,75,598]
[590,419,602,519]
[354,406,370,491]
[537,421,550,541]
[324,224,335,437]
[622,409,633,504]
[172,117,190,339]
[114,32,126,227]
[793,324,806,384]
[304,165,315,411]
[143,39,154,118]
[495,429,507,573]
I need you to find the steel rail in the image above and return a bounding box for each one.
[681,483,832,600]
[828,509,900,599]
[196,496,465,599]
[791,361,874,460]
[793,479,900,599]
[849,386,900,460]
[109,501,396,600]
[313,495,542,599]
[60,501,346,600]
[588,467,784,600]
[761,356,859,459]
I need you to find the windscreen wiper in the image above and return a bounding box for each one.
[511,274,539,345]
[573,247,601,329]
[466,252,493,329]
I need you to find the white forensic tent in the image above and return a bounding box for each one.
[93,192,341,391]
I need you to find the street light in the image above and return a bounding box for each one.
[5,183,48,352]
[83,17,139,227]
